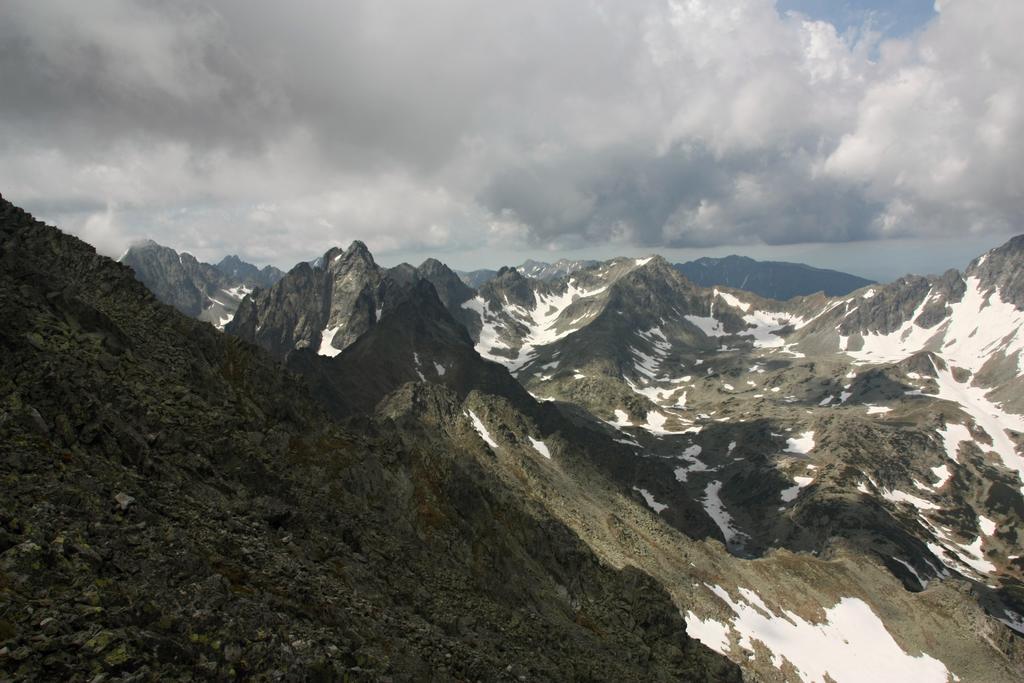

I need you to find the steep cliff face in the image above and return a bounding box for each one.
[119,240,283,328]
[226,245,477,360]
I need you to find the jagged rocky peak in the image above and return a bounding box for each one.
[227,239,474,361]
[119,239,219,320]
[610,254,704,312]
[215,254,284,288]
[228,240,388,359]
[119,239,282,329]
[968,233,1024,308]
[288,277,535,418]
[417,257,475,310]
[480,265,539,309]
[339,239,375,265]
[315,240,375,271]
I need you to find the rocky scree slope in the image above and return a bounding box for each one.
[0,195,741,681]
[458,239,1024,673]
[369,369,1024,683]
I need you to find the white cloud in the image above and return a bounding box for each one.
[824,0,1024,236]
[0,0,1019,267]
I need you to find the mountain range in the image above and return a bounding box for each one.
[0,194,740,681]
[118,240,284,329]
[5,192,1024,681]
[459,254,873,301]
[674,254,874,300]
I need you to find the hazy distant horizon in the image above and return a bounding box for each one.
[71,193,1018,284]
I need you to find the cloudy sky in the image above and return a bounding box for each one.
[1,0,1021,280]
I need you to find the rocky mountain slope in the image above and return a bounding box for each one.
[451,240,1024,679]
[675,254,874,300]
[210,227,1024,679]
[0,195,743,680]
[118,240,283,329]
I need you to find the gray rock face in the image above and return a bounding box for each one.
[119,240,283,328]
[288,280,535,417]
[418,257,475,310]
[214,254,284,289]
[968,234,1024,308]
[227,243,479,360]
[675,254,874,300]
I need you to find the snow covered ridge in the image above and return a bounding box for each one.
[462,278,608,372]
[686,585,953,683]
[841,277,1024,373]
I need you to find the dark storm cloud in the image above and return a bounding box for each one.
[0,0,1020,266]
[480,144,883,248]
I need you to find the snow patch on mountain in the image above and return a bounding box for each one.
[687,586,951,683]
[634,487,667,513]
[891,557,929,589]
[528,436,551,459]
[674,444,713,482]
[978,516,997,536]
[846,278,1024,374]
[780,476,814,502]
[928,360,1024,491]
[466,410,498,449]
[784,431,815,455]
[937,423,972,462]
[463,280,608,371]
[882,489,941,511]
[317,326,342,357]
[702,481,747,548]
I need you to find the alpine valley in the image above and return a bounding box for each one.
[3,192,1024,682]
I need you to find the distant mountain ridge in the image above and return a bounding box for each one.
[517,258,599,281]
[459,254,871,300]
[119,240,283,328]
[674,254,874,300]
